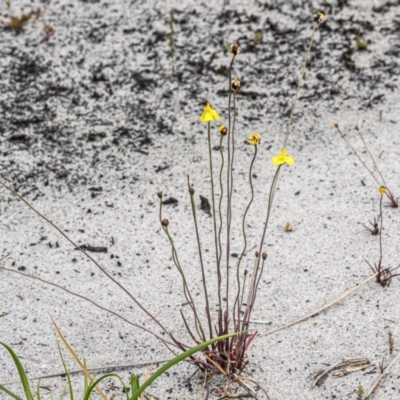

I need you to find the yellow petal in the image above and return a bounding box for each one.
[211,108,220,121]
[272,155,282,166]
[199,103,220,123]
[285,155,295,165]
[200,112,213,123]
[248,133,261,146]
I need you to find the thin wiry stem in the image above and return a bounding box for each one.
[225,92,237,334]
[283,22,318,148]
[378,193,384,267]
[225,55,236,336]
[241,166,282,330]
[0,179,169,336]
[0,265,179,352]
[187,175,213,340]
[233,144,258,331]
[217,135,225,314]
[354,126,398,207]
[355,127,387,187]
[159,199,206,342]
[207,122,220,272]
[334,126,381,187]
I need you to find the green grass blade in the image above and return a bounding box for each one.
[0,383,24,400]
[36,380,42,400]
[82,374,125,400]
[56,342,74,400]
[129,375,140,400]
[0,342,34,400]
[131,332,242,399]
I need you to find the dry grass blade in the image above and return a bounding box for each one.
[50,316,108,400]
[260,273,377,337]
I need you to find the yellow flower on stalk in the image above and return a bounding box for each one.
[272,148,294,166]
[200,103,220,123]
[248,133,261,146]
[379,186,387,195]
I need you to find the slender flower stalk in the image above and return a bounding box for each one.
[283,12,326,148]
[234,134,260,328]
[187,177,213,340]
[217,129,227,316]
[206,121,220,295]
[333,123,398,207]
[366,187,400,286]
[222,50,236,341]
[159,197,206,342]
[355,126,388,187]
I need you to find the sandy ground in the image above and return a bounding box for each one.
[1,0,400,399]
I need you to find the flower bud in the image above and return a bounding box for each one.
[313,11,326,25]
[189,187,195,196]
[379,186,387,195]
[332,122,339,129]
[231,76,241,93]
[157,192,163,199]
[219,125,228,136]
[161,218,169,227]
[230,43,241,55]
[262,253,267,260]
[244,269,248,276]
[255,251,259,258]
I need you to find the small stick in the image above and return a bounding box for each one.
[260,273,378,337]
[365,350,400,399]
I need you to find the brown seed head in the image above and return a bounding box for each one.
[255,251,259,258]
[262,252,267,260]
[157,192,163,199]
[231,76,241,93]
[244,269,248,276]
[161,218,169,227]
[189,187,195,196]
[332,122,339,129]
[230,43,241,55]
[354,125,359,131]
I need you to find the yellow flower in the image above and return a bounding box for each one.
[200,103,220,123]
[248,133,261,146]
[379,186,387,195]
[272,148,294,166]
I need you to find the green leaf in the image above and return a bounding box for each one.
[36,380,42,400]
[129,375,140,400]
[82,374,125,400]
[0,383,24,400]
[131,332,242,399]
[0,342,34,400]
